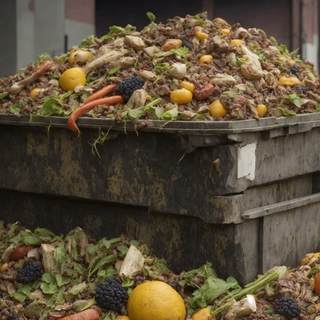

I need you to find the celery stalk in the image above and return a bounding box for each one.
[212,266,287,317]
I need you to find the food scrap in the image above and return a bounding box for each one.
[0,12,319,132]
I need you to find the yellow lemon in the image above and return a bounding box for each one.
[255,104,267,117]
[209,100,227,118]
[180,81,195,93]
[29,88,44,100]
[127,281,186,320]
[170,88,193,104]
[192,307,215,320]
[59,67,86,91]
[116,317,130,320]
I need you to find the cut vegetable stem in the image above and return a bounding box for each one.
[212,267,285,317]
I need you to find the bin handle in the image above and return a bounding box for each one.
[242,192,320,220]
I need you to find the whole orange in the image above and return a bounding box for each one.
[59,67,86,91]
[255,104,267,117]
[127,281,186,320]
[209,100,227,118]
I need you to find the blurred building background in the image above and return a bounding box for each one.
[0,0,318,77]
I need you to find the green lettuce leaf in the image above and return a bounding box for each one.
[186,276,239,308]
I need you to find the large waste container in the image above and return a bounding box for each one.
[0,113,320,284]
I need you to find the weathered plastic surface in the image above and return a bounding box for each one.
[0,114,320,222]
[1,114,320,283]
[0,174,319,284]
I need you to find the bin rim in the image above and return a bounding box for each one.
[0,112,320,135]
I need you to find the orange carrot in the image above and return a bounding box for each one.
[10,245,35,261]
[314,272,320,295]
[67,95,124,133]
[56,308,100,320]
[85,84,117,103]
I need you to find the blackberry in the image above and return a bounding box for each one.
[290,64,300,75]
[114,75,145,102]
[95,276,128,311]
[7,312,18,320]
[274,297,300,318]
[16,260,42,284]
[181,37,193,50]
[296,85,309,94]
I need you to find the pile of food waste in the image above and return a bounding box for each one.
[1,221,320,320]
[1,12,320,134]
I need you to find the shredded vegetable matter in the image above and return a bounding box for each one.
[1,12,320,127]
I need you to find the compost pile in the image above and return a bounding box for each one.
[1,221,320,320]
[1,12,320,132]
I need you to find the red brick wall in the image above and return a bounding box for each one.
[65,0,94,25]
[29,0,95,25]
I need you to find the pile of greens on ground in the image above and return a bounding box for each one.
[1,221,320,320]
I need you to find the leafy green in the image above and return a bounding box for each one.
[107,67,120,76]
[24,299,41,318]
[38,96,72,117]
[283,93,311,108]
[279,44,292,59]
[35,54,52,65]
[40,282,60,294]
[55,273,71,287]
[0,92,8,99]
[100,24,136,42]
[154,62,170,74]
[88,254,118,278]
[55,53,68,64]
[236,56,248,66]
[80,35,95,47]
[170,46,189,59]
[10,100,26,115]
[145,12,156,30]
[269,36,277,43]
[222,91,238,99]
[193,13,207,26]
[277,107,297,116]
[161,104,178,120]
[97,266,118,282]
[10,230,43,245]
[212,266,287,317]
[186,276,239,308]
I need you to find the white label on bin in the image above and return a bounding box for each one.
[237,142,257,181]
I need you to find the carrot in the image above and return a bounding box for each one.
[85,84,117,103]
[314,272,320,295]
[56,308,100,320]
[67,95,124,133]
[10,245,35,261]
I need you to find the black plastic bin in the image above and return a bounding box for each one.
[1,113,320,284]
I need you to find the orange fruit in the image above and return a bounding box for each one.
[170,89,193,104]
[255,104,267,117]
[209,100,227,118]
[68,49,92,66]
[116,317,130,320]
[180,81,195,93]
[59,67,86,91]
[192,307,215,320]
[127,281,186,320]
[29,88,43,100]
